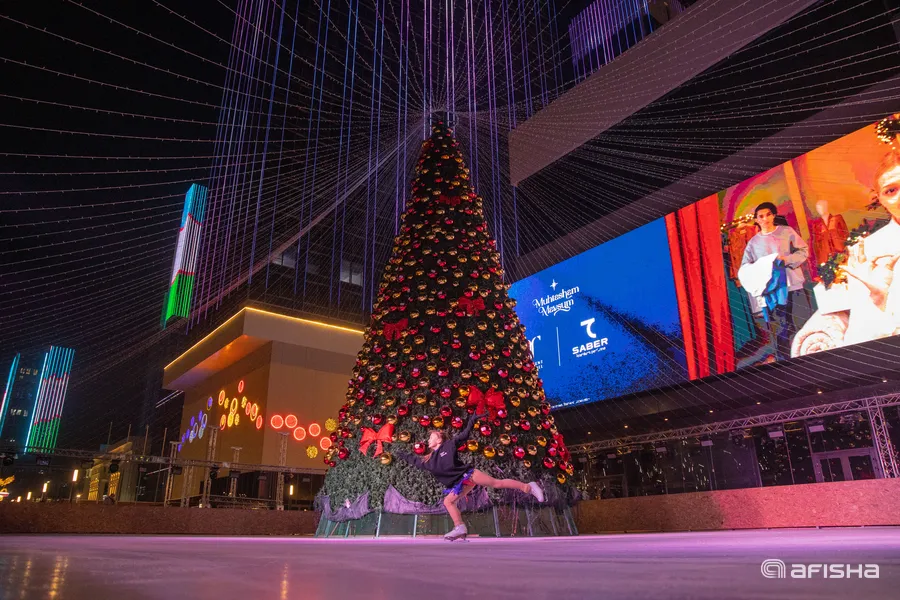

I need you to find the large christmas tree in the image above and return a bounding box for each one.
[319,120,573,514]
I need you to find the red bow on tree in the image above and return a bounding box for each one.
[359,423,395,457]
[553,432,570,463]
[438,194,461,206]
[467,386,506,420]
[383,318,408,341]
[457,296,485,316]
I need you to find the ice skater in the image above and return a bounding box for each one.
[397,411,545,541]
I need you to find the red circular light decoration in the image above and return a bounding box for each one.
[319,437,332,450]
[308,423,321,437]
[285,414,298,429]
[238,380,245,393]
[270,415,284,430]
[293,426,307,441]
[256,416,263,430]
[218,390,226,403]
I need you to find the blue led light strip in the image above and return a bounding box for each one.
[0,353,20,439]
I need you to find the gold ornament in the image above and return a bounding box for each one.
[399,431,412,442]
[483,446,497,459]
[466,440,479,452]
[556,473,567,484]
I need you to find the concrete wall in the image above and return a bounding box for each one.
[575,479,900,533]
[0,504,318,536]
[261,341,355,468]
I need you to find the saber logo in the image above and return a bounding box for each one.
[572,318,608,358]
[581,318,597,339]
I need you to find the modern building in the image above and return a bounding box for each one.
[163,307,362,501]
[507,0,900,496]
[0,346,75,451]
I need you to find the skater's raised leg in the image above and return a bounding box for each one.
[469,469,545,502]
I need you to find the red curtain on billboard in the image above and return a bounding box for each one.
[665,195,736,380]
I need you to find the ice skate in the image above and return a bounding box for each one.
[528,482,545,502]
[444,524,468,541]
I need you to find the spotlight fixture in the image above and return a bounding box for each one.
[767,426,784,439]
[807,420,825,434]
[209,467,219,480]
[108,460,120,474]
[655,444,668,454]
[700,438,713,447]
[606,453,617,459]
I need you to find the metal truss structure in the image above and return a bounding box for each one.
[570,393,900,478]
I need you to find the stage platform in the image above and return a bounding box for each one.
[1,528,898,599]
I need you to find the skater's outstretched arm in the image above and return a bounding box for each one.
[452,412,485,445]
[395,451,425,469]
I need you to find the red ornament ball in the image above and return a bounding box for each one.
[418,415,432,427]
[440,405,453,417]
[514,446,526,460]
[413,441,427,455]
[338,447,351,460]
[479,424,492,437]
[451,416,464,429]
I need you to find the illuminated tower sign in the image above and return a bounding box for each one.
[0,353,21,439]
[163,184,208,326]
[23,346,75,451]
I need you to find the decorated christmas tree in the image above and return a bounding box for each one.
[318,120,573,518]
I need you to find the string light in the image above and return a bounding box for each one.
[5,0,897,450]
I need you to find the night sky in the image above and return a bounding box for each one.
[1,1,233,448]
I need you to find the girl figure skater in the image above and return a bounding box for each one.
[397,411,545,541]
